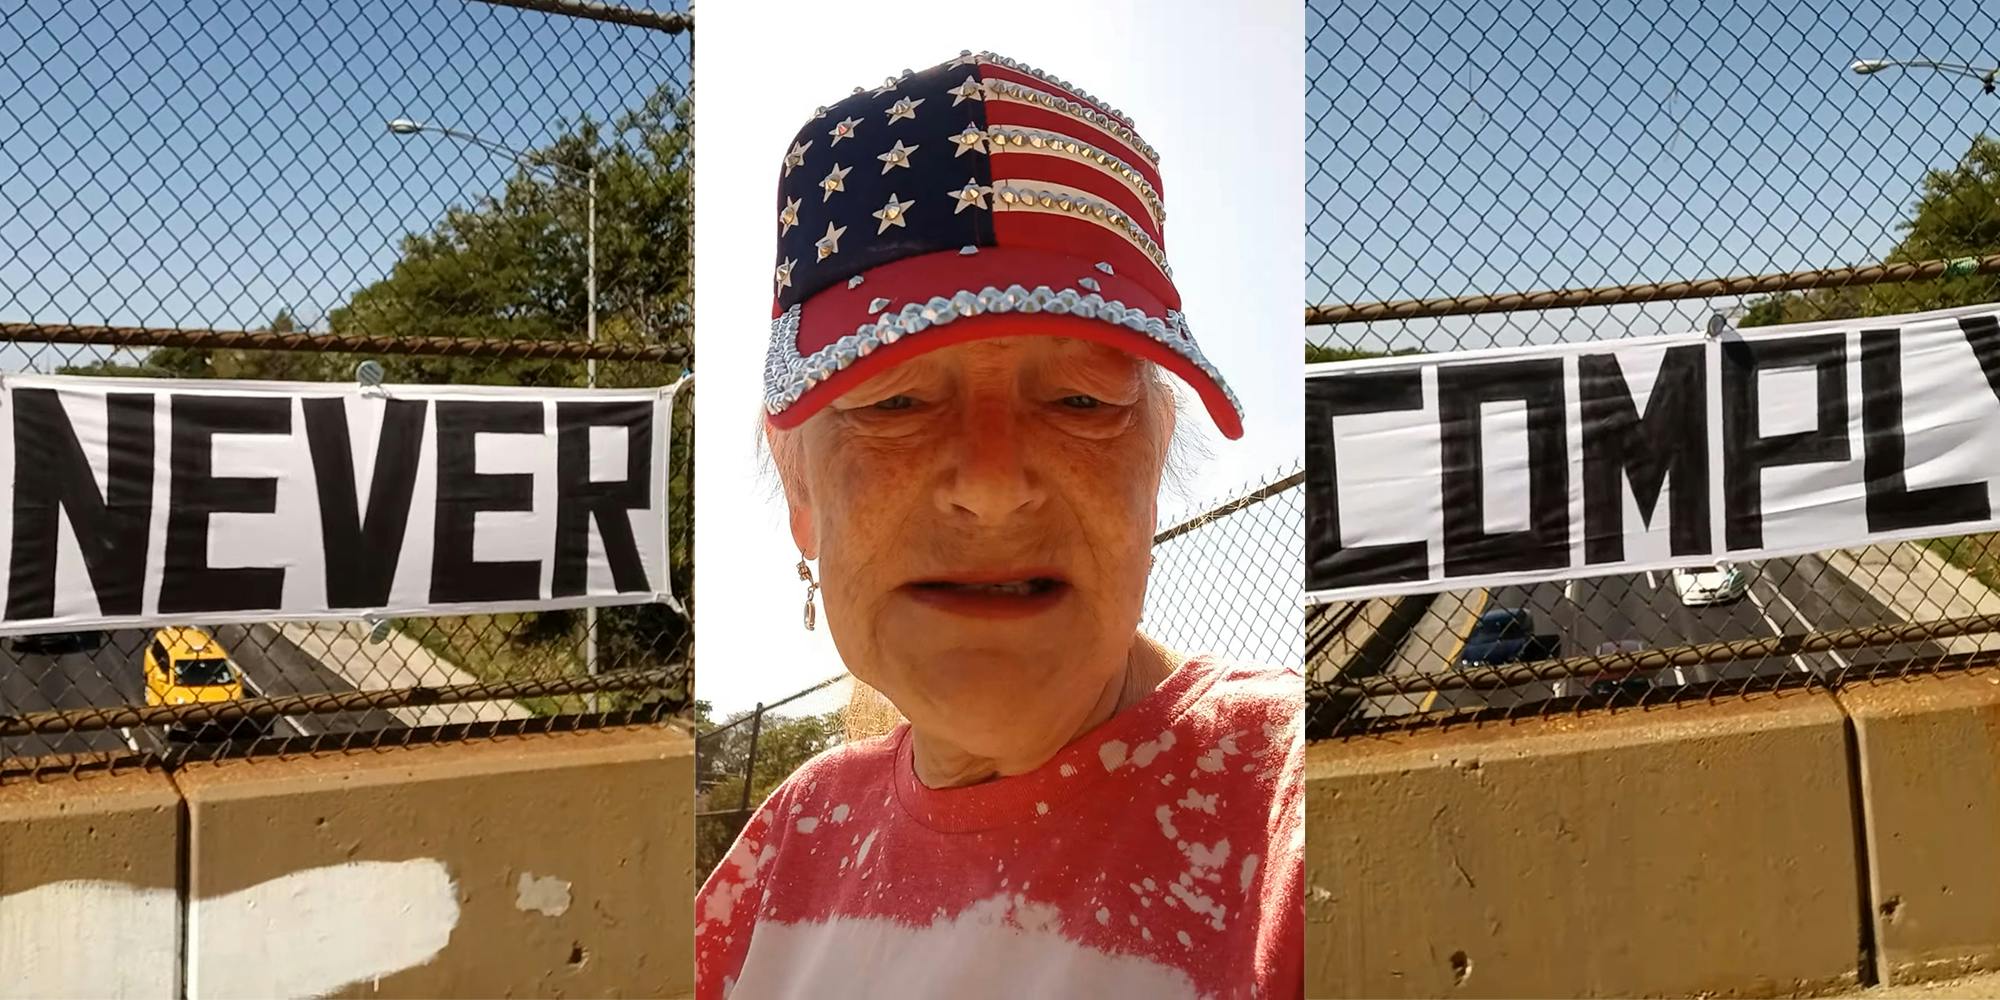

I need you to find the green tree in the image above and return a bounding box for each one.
[695,708,845,882]
[329,86,692,386]
[1743,134,2000,327]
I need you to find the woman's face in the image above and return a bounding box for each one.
[779,335,1173,760]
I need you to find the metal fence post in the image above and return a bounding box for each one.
[738,704,765,817]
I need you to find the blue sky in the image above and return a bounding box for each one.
[1307,0,2000,350]
[0,0,689,341]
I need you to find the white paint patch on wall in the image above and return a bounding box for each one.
[515,872,572,917]
[0,879,178,999]
[190,858,459,999]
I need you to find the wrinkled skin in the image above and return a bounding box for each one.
[770,336,1179,787]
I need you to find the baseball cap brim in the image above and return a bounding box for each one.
[765,246,1244,439]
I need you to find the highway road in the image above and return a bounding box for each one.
[0,623,403,763]
[1360,552,1948,716]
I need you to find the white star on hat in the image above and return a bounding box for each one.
[949,179,992,214]
[949,124,988,157]
[948,77,986,105]
[782,140,811,177]
[815,221,847,260]
[877,139,919,174]
[819,163,852,202]
[872,193,915,234]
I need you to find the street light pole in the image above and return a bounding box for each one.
[388,116,603,703]
[1851,58,2000,94]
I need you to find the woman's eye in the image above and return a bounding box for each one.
[1059,394,1103,409]
[871,394,917,411]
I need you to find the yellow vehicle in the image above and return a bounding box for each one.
[143,626,242,708]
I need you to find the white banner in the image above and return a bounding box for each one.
[0,374,683,634]
[1306,303,2000,604]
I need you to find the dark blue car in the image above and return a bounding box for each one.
[1456,608,1559,668]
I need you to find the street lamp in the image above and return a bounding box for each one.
[388,116,604,699]
[387,119,597,377]
[1851,58,1999,94]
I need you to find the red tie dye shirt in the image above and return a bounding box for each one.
[695,656,1304,1000]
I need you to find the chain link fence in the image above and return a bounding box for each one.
[694,464,1306,882]
[1307,0,2000,735]
[1145,465,1306,670]
[0,0,692,772]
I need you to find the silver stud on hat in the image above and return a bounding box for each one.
[847,275,865,289]
[1095,261,1115,275]
[960,245,979,255]
[762,289,1243,431]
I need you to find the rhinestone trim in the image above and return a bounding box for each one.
[980,78,1161,167]
[984,125,1165,227]
[761,286,1242,423]
[975,52,1134,129]
[989,182,1172,280]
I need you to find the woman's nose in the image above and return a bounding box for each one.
[935,398,1047,522]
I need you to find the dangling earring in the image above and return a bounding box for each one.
[797,558,819,631]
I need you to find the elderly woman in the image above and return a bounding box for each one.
[697,52,1302,999]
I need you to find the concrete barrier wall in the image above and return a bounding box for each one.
[0,723,694,999]
[1844,674,2000,987]
[1307,693,1867,999]
[0,768,184,998]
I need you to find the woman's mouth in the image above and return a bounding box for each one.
[901,576,1070,618]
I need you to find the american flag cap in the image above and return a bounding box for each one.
[763,51,1244,440]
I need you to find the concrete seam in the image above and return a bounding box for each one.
[1830,686,1884,988]
[159,763,193,1000]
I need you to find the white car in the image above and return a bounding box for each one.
[1672,563,1750,607]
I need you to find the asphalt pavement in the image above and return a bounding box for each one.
[0,623,402,764]
[1360,554,1947,716]
[0,628,149,757]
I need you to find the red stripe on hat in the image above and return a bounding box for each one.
[982,100,1163,194]
[977,63,1129,127]
[990,152,1163,245]
[793,246,1172,356]
[991,212,1174,306]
